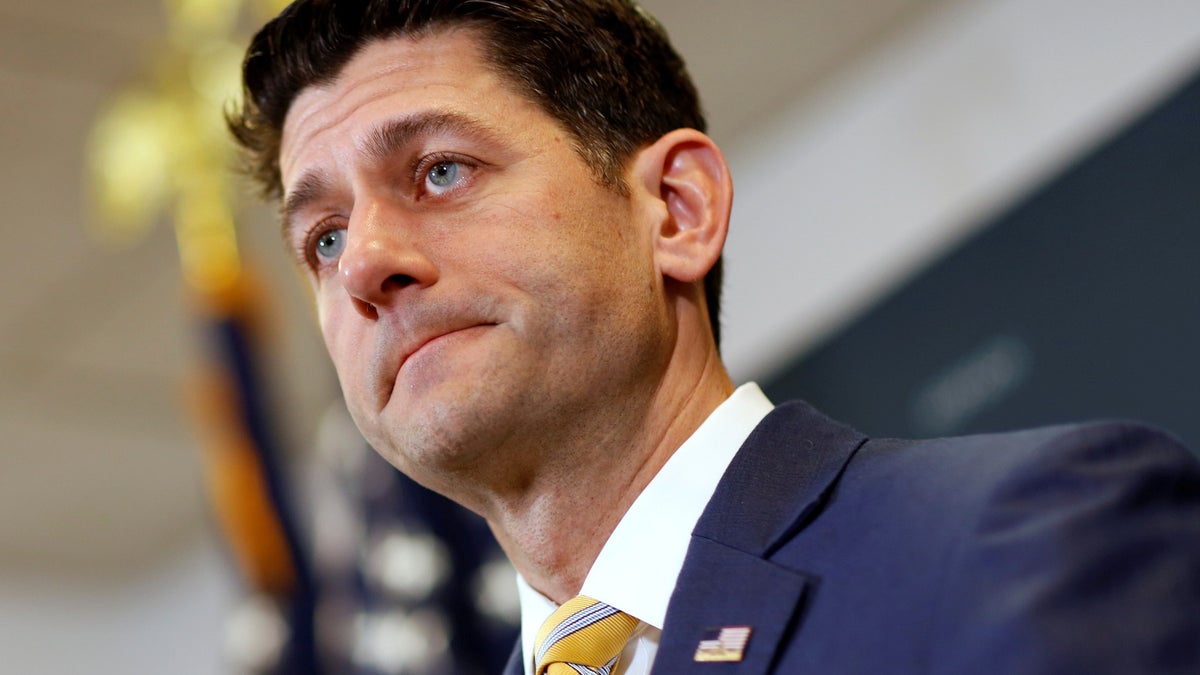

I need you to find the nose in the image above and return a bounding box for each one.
[338,202,438,319]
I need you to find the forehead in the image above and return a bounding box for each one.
[278,27,525,185]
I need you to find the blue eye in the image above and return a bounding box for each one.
[314,228,346,261]
[427,161,459,189]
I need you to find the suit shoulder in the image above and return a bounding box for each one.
[747,409,1200,672]
[920,421,1200,673]
[855,420,1198,500]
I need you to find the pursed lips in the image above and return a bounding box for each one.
[367,321,498,408]
[400,322,495,368]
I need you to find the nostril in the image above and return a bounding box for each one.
[383,273,418,290]
[351,296,379,320]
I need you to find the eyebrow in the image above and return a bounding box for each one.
[361,111,500,166]
[281,111,502,239]
[281,169,333,240]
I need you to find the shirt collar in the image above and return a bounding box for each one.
[517,382,774,669]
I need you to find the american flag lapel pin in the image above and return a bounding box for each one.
[693,626,752,662]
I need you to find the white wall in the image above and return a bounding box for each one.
[721,0,1200,382]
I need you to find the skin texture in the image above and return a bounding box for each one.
[279,28,735,602]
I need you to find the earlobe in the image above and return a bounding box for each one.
[633,129,733,284]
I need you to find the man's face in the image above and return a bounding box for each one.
[279,29,672,495]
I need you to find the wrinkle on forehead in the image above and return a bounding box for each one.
[279,27,491,182]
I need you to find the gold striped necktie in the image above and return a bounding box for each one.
[534,595,640,675]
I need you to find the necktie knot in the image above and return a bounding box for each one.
[534,595,640,675]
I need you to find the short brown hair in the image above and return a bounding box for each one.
[229,0,723,345]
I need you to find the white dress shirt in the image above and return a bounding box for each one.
[517,383,775,674]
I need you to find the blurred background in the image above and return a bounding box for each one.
[0,0,1197,672]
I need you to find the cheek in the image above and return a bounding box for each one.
[317,300,378,426]
[316,288,355,367]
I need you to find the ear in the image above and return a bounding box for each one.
[630,129,733,284]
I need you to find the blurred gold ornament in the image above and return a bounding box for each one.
[86,0,287,295]
[87,91,179,243]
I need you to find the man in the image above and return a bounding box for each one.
[229,1,1200,673]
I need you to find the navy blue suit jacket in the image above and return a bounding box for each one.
[507,401,1200,674]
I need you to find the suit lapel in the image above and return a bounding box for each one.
[653,537,813,673]
[653,402,867,674]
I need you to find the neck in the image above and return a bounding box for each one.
[485,344,734,604]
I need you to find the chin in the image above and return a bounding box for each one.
[374,380,519,478]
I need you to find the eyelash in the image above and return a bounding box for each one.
[412,151,476,198]
[298,218,345,272]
